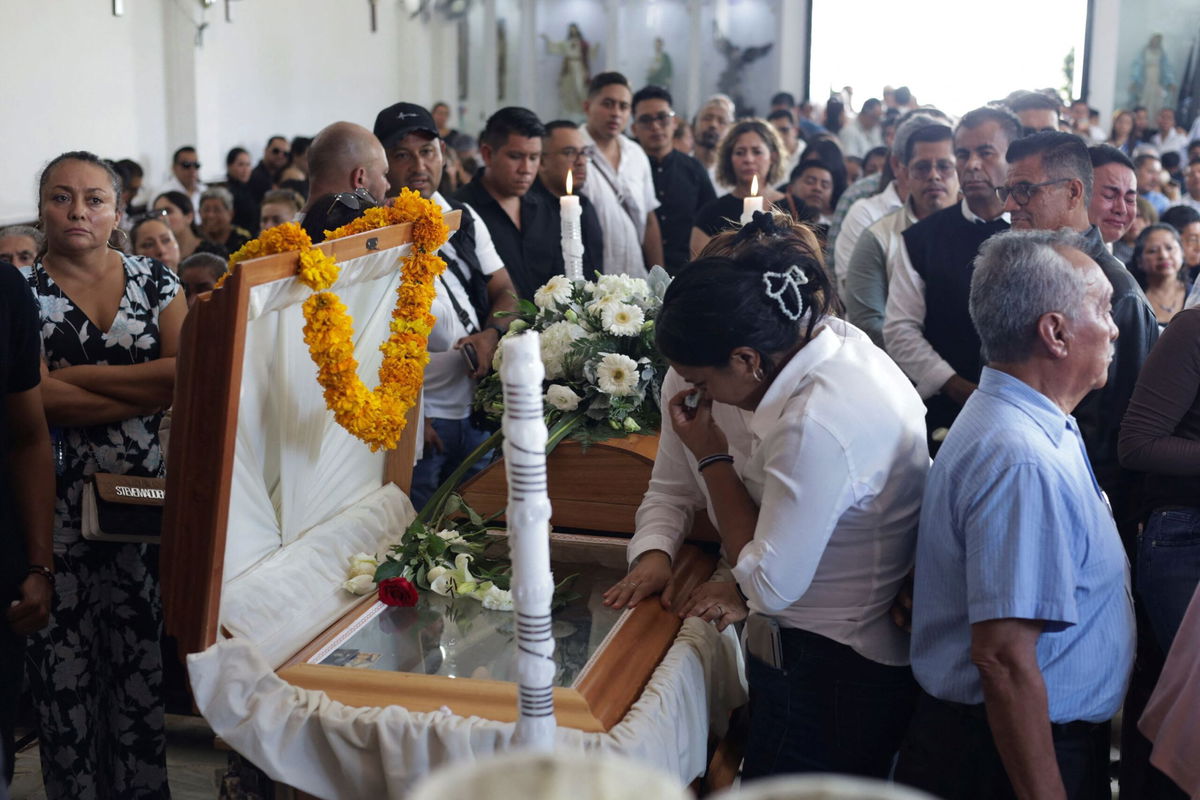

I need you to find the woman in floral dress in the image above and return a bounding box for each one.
[25,151,185,799]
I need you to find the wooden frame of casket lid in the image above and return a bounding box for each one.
[160,215,459,661]
[159,213,718,733]
[461,434,720,540]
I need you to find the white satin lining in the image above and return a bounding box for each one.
[221,248,418,668]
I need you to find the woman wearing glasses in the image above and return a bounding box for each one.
[690,118,788,257]
[25,150,184,799]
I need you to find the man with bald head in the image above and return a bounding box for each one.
[304,121,391,215]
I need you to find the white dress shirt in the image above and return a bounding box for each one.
[158,175,205,223]
[833,181,902,292]
[629,316,930,665]
[838,119,884,159]
[883,199,1008,399]
[1152,128,1190,162]
[423,193,505,420]
[578,130,660,278]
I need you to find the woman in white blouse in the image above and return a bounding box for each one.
[603,214,930,780]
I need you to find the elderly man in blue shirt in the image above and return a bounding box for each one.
[897,229,1134,800]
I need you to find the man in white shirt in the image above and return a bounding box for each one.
[1152,108,1191,162]
[578,71,664,277]
[844,121,959,348]
[1176,157,1200,212]
[884,107,1019,445]
[839,98,884,158]
[769,109,805,180]
[159,145,205,223]
[834,111,949,291]
[373,101,518,509]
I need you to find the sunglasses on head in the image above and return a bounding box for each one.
[178,160,201,169]
[134,208,170,225]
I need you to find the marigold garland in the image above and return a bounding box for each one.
[219,190,449,451]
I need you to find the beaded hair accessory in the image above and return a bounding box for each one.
[762,264,809,321]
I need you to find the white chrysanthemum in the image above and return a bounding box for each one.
[545,384,582,411]
[533,275,573,309]
[347,553,379,578]
[540,320,587,380]
[586,293,621,317]
[342,574,376,595]
[594,274,649,301]
[481,585,514,611]
[602,302,645,336]
[595,352,640,396]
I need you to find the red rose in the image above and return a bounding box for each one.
[378,576,419,607]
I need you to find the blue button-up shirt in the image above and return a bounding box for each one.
[911,367,1134,723]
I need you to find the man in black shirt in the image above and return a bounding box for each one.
[247,135,291,203]
[456,107,565,300]
[533,120,604,280]
[0,264,54,785]
[630,85,716,274]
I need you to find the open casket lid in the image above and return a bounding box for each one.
[161,214,460,666]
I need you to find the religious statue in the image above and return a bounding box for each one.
[646,37,673,89]
[541,23,591,118]
[1130,33,1178,121]
[713,23,773,117]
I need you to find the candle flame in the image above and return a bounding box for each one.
[751,174,759,196]
[566,169,573,195]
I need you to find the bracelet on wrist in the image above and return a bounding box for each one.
[26,565,55,587]
[697,453,734,472]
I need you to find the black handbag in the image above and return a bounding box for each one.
[81,473,165,545]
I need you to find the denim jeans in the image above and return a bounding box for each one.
[1137,506,1200,652]
[741,626,917,781]
[409,417,493,513]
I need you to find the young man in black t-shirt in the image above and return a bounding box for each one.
[0,263,54,786]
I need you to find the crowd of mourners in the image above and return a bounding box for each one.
[3,72,1200,800]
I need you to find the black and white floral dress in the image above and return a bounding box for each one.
[25,253,179,800]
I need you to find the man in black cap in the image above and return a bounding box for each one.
[373,101,518,509]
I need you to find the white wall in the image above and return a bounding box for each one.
[0,0,456,225]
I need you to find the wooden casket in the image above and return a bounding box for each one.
[160,219,745,799]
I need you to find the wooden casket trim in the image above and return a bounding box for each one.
[161,214,459,660]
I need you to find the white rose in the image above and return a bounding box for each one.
[342,574,376,595]
[347,552,379,578]
[533,275,573,309]
[601,303,645,336]
[481,585,514,611]
[545,384,582,411]
[595,352,640,396]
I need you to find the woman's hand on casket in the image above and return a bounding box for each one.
[677,579,747,633]
[603,549,674,610]
[667,389,728,460]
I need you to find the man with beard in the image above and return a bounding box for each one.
[885,106,1020,446]
[373,101,517,509]
[692,95,735,195]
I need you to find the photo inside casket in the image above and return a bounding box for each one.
[310,534,629,687]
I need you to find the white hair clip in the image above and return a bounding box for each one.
[762,264,809,320]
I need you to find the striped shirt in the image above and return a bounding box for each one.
[911,367,1135,723]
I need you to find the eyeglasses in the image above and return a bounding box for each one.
[995,178,1070,206]
[907,159,956,180]
[271,147,290,157]
[556,145,594,162]
[635,111,676,128]
[178,161,201,169]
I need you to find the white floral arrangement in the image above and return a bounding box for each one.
[475,269,671,443]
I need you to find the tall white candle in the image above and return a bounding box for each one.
[500,331,556,752]
[741,174,763,224]
[560,169,585,282]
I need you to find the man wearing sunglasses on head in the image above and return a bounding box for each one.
[629,85,716,275]
[373,101,518,510]
[999,131,1157,549]
[248,135,292,203]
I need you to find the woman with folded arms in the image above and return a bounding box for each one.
[605,213,929,780]
[26,150,184,798]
